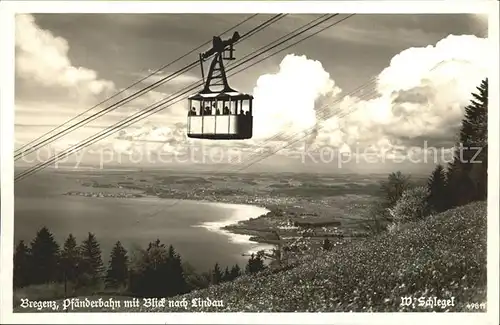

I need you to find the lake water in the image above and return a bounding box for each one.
[13,172,271,271]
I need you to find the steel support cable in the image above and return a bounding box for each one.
[235,26,489,170]
[115,14,355,170]
[227,80,378,168]
[124,15,363,219]
[16,13,260,156]
[14,14,339,182]
[134,23,485,223]
[14,14,282,161]
[235,61,475,170]
[138,76,376,220]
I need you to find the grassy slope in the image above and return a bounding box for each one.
[161,201,487,312]
[15,201,487,312]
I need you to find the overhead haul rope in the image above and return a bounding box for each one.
[14,14,285,161]
[15,13,260,156]
[14,14,338,182]
[137,16,478,224]
[124,14,360,221]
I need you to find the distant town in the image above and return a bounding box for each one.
[64,191,144,199]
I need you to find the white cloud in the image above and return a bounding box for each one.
[14,14,187,154]
[15,14,115,100]
[14,18,489,170]
[377,35,488,94]
[103,34,488,167]
[251,54,341,140]
[311,34,489,160]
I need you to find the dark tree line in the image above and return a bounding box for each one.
[14,226,267,298]
[13,228,107,292]
[366,78,488,231]
[211,262,244,285]
[426,78,488,212]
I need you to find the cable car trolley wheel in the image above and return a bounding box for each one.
[186,32,253,140]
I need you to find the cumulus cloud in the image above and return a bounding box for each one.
[111,34,488,168]
[107,54,343,161]
[14,14,184,154]
[15,15,489,170]
[251,54,341,140]
[15,14,116,100]
[310,34,489,161]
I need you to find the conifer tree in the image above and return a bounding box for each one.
[166,245,187,295]
[245,253,266,274]
[13,240,31,288]
[446,160,474,207]
[460,78,488,146]
[79,232,104,285]
[230,264,242,280]
[105,241,129,288]
[222,266,231,282]
[467,79,488,201]
[211,262,223,284]
[61,234,81,292]
[447,78,488,206]
[426,164,448,213]
[29,227,60,284]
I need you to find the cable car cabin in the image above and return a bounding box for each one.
[187,91,253,140]
[186,31,254,140]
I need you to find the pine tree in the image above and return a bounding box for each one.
[61,234,81,293]
[447,78,488,207]
[426,164,448,213]
[13,240,31,288]
[245,253,266,275]
[105,241,129,289]
[166,245,187,295]
[29,227,60,284]
[446,160,474,207]
[230,264,242,280]
[79,232,104,285]
[222,266,231,282]
[460,78,488,146]
[466,79,488,201]
[211,263,223,284]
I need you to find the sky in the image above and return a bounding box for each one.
[14,13,490,174]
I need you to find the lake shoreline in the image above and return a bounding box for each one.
[62,178,372,256]
[63,190,277,253]
[190,200,276,254]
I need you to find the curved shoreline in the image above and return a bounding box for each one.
[64,191,276,254]
[192,201,276,254]
[138,196,277,254]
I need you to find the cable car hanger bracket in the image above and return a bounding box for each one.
[198,31,241,94]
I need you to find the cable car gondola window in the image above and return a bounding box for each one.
[186,31,253,140]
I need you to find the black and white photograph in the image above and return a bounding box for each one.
[1,1,499,324]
